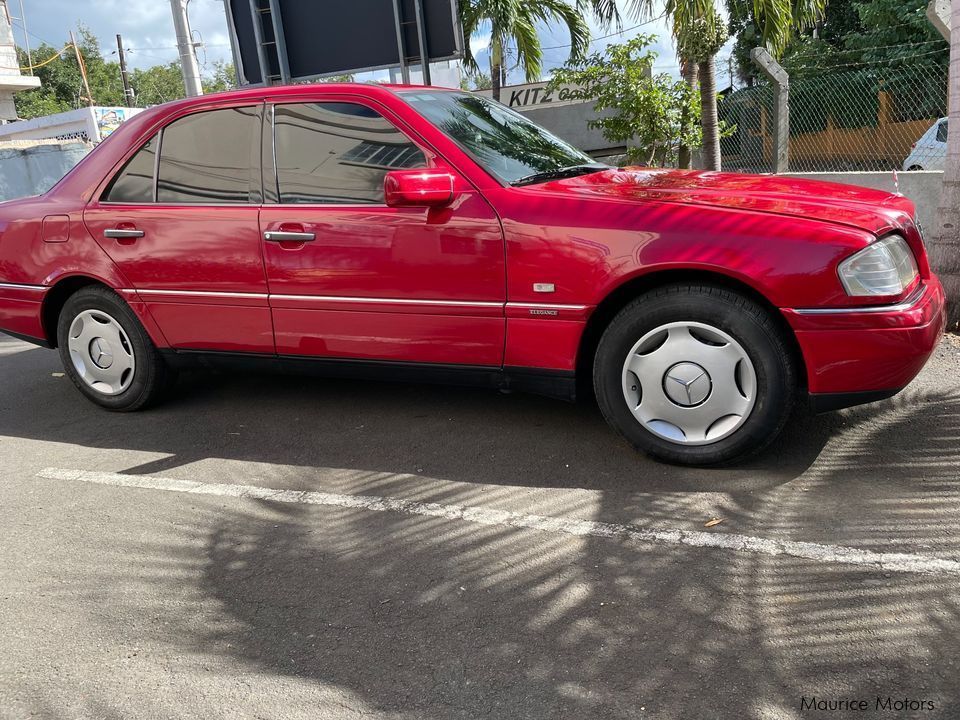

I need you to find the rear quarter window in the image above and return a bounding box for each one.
[103,135,157,203]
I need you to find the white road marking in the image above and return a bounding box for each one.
[0,343,37,357]
[38,467,960,577]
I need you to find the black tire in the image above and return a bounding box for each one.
[56,285,176,411]
[593,284,797,466]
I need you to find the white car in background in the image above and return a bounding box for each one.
[903,117,947,170]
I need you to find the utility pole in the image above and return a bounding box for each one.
[116,34,134,107]
[16,0,31,74]
[69,30,93,106]
[169,0,202,97]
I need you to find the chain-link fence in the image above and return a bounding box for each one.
[719,52,948,173]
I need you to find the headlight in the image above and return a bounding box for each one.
[838,235,918,296]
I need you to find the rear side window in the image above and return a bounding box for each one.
[104,135,157,203]
[937,120,948,143]
[157,106,260,204]
[272,102,426,204]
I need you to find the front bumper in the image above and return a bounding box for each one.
[782,277,946,411]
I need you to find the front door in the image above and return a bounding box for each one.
[259,100,505,366]
[84,104,274,353]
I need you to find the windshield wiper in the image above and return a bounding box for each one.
[511,164,608,187]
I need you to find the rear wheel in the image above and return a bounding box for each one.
[57,286,175,410]
[593,284,797,465]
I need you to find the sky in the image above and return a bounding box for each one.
[9,0,736,89]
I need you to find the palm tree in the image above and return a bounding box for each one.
[675,10,728,171]
[677,60,698,169]
[461,0,590,102]
[628,0,826,171]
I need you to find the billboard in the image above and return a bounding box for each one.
[224,0,463,86]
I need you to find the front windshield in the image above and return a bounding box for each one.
[401,90,604,185]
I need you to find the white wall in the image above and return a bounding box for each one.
[0,141,91,201]
[0,107,143,144]
[783,171,943,231]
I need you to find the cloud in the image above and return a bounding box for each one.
[14,0,732,86]
[15,0,233,72]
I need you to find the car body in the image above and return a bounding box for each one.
[0,83,946,465]
[904,117,947,171]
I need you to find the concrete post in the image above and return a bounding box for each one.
[928,0,950,41]
[751,47,789,173]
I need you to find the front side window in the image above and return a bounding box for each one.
[937,120,948,143]
[272,102,426,204]
[103,135,157,203]
[401,90,603,185]
[157,106,260,204]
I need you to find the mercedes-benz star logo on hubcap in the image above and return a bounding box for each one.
[90,338,114,369]
[663,362,711,407]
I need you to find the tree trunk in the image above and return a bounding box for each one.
[929,0,960,326]
[490,35,502,102]
[678,60,698,169]
[698,57,721,171]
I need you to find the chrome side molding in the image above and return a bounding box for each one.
[793,284,927,315]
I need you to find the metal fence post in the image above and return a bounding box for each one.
[751,47,790,174]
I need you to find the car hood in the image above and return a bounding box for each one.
[536,167,914,235]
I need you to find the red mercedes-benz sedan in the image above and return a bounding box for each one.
[0,83,946,464]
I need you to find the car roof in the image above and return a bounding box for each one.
[44,82,464,201]
[159,82,456,110]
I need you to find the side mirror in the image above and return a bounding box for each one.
[384,169,456,208]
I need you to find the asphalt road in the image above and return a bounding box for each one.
[2,332,960,720]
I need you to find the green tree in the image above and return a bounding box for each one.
[731,0,945,81]
[628,0,826,170]
[550,35,702,166]
[727,0,833,82]
[14,27,238,119]
[460,71,492,91]
[205,61,238,93]
[675,11,728,170]
[460,0,590,101]
[13,27,111,116]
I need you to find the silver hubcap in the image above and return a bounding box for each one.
[621,322,757,446]
[67,310,136,396]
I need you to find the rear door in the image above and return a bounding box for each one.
[259,98,506,365]
[84,103,274,353]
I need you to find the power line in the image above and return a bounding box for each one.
[540,14,666,52]
[124,43,230,51]
[790,47,947,70]
[787,38,947,62]
[11,19,59,48]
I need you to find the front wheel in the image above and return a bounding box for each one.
[593,284,797,466]
[57,286,175,411]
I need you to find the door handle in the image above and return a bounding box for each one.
[264,230,316,242]
[104,228,145,239]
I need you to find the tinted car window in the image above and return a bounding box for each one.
[104,135,157,203]
[402,90,599,185]
[157,106,259,204]
[937,120,948,143]
[273,102,426,204]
